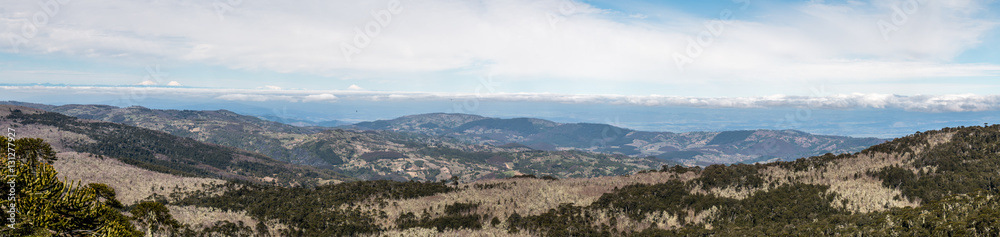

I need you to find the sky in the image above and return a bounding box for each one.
[0,0,999,137]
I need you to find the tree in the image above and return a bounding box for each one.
[0,137,140,236]
[450,175,460,187]
[11,137,58,167]
[130,201,182,236]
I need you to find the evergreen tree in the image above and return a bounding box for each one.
[130,201,182,236]
[0,137,140,236]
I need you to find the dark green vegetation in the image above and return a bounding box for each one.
[499,125,1000,236]
[348,113,885,164]
[154,124,998,236]
[0,137,310,236]
[4,102,325,164]
[513,182,847,236]
[3,108,350,186]
[693,164,764,190]
[705,130,756,145]
[396,202,484,232]
[1,137,140,236]
[867,125,1000,203]
[5,101,882,166]
[5,102,998,236]
[4,102,676,181]
[176,180,455,236]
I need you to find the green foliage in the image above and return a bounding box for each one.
[659,165,701,174]
[870,125,1000,202]
[713,183,842,227]
[130,201,182,235]
[177,180,455,236]
[88,183,123,209]
[443,202,479,215]
[5,109,348,187]
[186,221,255,237]
[507,174,558,180]
[507,203,611,236]
[0,137,140,236]
[9,138,57,167]
[706,130,755,145]
[454,118,542,135]
[593,180,733,221]
[396,211,482,232]
[772,152,850,172]
[692,163,764,190]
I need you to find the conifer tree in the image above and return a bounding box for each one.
[0,137,141,236]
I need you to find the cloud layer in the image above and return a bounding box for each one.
[0,0,997,90]
[5,85,1000,113]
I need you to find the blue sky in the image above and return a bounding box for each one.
[1,0,999,107]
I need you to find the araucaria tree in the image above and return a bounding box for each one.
[1,137,141,236]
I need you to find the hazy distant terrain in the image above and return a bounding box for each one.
[8,101,884,171]
[348,113,886,165]
[0,105,350,187]
[3,102,675,181]
[5,96,996,139]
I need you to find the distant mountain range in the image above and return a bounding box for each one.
[0,104,351,187]
[9,99,1000,235]
[345,113,887,165]
[2,101,673,181]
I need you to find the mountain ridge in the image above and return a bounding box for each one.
[1,102,677,181]
[345,112,887,165]
[0,104,350,187]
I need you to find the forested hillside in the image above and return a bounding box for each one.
[3,102,677,182]
[348,113,886,165]
[6,102,884,167]
[172,124,1000,236]
[0,105,350,187]
[4,101,998,235]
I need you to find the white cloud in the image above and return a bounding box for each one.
[259,85,283,90]
[301,93,338,102]
[215,93,299,102]
[0,0,995,90]
[4,85,1000,113]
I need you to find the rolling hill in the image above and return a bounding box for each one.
[176,124,1000,236]
[6,101,998,235]
[0,104,350,187]
[347,113,887,165]
[2,102,676,181]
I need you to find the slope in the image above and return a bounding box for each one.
[0,105,350,187]
[4,102,677,181]
[348,113,887,164]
